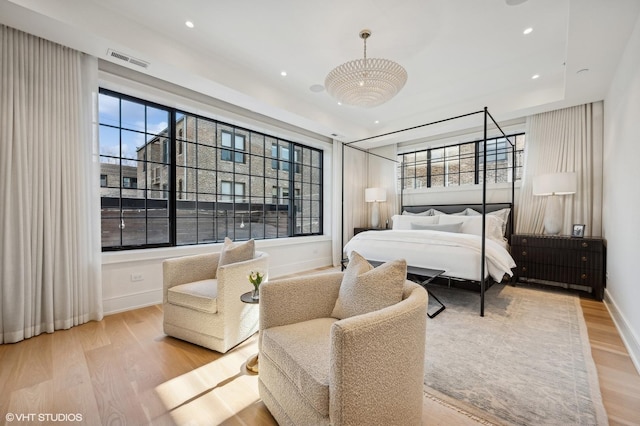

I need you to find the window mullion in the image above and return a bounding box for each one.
[169,110,177,246]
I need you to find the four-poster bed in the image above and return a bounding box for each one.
[341,107,517,316]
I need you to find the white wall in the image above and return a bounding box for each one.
[102,236,332,314]
[603,13,640,372]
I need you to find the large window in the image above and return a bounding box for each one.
[99,89,323,250]
[399,133,525,190]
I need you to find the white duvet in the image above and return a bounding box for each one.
[343,230,516,282]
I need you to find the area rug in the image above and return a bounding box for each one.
[423,283,608,425]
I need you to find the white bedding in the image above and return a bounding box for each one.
[343,230,516,282]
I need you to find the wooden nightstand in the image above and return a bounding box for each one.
[354,227,385,235]
[511,234,605,300]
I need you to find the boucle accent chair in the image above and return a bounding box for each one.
[162,249,269,353]
[258,270,428,426]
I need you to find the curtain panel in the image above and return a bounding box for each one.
[515,102,604,237]
[0,25,102,344]
[342,144,368,243]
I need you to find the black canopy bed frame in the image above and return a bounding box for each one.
[340,107,517,317]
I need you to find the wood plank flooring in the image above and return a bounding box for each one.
[580,298,640,426]
[1,280,639,425]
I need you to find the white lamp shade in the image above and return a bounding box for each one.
[365,187,387,202]
[533,172,577,196]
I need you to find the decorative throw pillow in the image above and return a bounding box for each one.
[439,214,504,242]
[218,237,255,267]
[391,214,439,230]
[331,251,407,320]
[465,208,510,236]
[411,222,462,233]
[402,210,431,216]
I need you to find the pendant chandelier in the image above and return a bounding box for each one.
[325,29,408,108]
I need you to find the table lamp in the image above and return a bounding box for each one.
[365,187,386,228]
[533,172,577,235]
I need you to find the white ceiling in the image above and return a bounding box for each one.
[1,0,639,149]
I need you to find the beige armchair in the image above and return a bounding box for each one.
[162,250,269,353]
[258,272,428,426]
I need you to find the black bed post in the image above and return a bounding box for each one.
[400,157,404,214]
[341,141,345,268]
[511,139,516,238]
[480,107,488,317]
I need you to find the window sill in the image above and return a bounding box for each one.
[101,234,331,265]
[402,181,521,195]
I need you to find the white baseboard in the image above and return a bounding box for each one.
[103,288,162,315]
[604,289,640,375]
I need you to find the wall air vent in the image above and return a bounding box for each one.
[106,49,149,69]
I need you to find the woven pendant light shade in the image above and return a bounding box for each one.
[325,29,407,108]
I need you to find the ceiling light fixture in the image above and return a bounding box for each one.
[325,29,407,108]
[185,21,194,28]
[280,71,287,77]
[532,74,540,79]
[523,27,533,35]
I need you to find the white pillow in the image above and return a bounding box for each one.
[411,222,462,233]
[402,210,431,216]
[438,214,504,242]
[465,208,510,236]
[391,214,439,230]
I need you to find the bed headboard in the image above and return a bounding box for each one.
[401,203,514,242]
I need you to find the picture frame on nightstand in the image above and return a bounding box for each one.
[572,224,585,238]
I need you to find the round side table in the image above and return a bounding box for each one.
[240,291,259,374]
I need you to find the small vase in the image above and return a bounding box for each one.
[251,286,260,300]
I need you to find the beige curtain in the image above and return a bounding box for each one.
[516,102,604,237]
[342,144,368,244]
[0,25,102,343]
[367,145,398,228]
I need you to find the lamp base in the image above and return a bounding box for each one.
[371,202,380,228]
[544,194,563,235]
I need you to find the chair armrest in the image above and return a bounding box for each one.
[329,282,427,426]
[162,252,220,303]
[260,272,343,331]
[216,251,269,313]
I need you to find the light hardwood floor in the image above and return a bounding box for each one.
[1,280,639,425]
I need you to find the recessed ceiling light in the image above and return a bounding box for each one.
[185,21,194,28]
[280,71,287,77]
[309,84,324,93]
[374,120,380,124]
[532,74,540,79]
[337,102,342,106]
[523,27,533,35]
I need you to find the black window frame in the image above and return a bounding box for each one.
[399,133,524,191]
[99,88,323,251]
